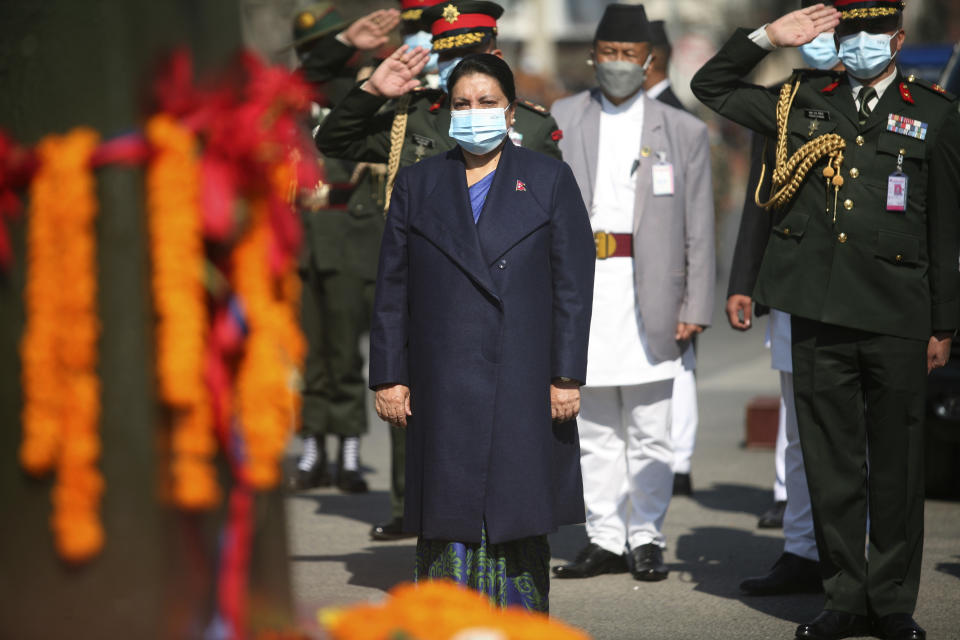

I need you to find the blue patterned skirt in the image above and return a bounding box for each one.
[415,523,551,613]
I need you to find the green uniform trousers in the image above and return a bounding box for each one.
[299,266,375,439]
[791,316,926,617]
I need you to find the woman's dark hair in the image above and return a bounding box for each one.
[447,53,516,103]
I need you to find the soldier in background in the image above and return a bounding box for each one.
[288,3,401,494]
[314,0,563,541]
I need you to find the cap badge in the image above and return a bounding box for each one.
[442,4,460,23]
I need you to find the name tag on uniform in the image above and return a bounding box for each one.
[652,163,674,196]
[887,171,908,212]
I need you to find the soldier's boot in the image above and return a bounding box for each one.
[336,436,368,494]
[287,434,331,491]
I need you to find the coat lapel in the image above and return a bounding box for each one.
[412,148,500,301]
[860,72,905,135]
[476,140,550,265]
[633,96,665,234]
[577,90,602,212]
[821,75,859,128]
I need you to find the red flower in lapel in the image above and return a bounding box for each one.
[821,80,840,94]
[899,82,915,104]
[515,180,526,192]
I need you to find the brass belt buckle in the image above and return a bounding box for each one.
[594,231,617,260]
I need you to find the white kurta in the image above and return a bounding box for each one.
[586,91,682,387]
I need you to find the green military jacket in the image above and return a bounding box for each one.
[692,29,960,340]
[314,83,563,169]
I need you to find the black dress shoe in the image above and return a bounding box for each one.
[370,517,417,541]
[758,500,786,528]
[872,613,925,640]
[672,473,693,496]
[336,468,368,493]
[552,543,628,579]
[286,463,331,491]
[795,610,871,640]
[630,543,668,581]
[739,552,822,595]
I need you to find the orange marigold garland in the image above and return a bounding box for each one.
[233,161,304,489]
[21,127,104,563]
[145,114,220,510]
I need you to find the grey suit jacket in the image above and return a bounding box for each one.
[551,88,715,362]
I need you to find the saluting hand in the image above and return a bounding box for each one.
[927,332,953,373]
[766,3,840,48]
[726,294,753,331]
[341,9,400,51]
[362,45,432,99]
[375,383,412,428]
[551,380,581,423]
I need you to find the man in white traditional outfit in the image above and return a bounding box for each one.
[550,3,715,581]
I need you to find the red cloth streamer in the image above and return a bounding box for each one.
[218,486,254,638]
[90,133,151,168]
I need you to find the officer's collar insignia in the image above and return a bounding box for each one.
[887,114,928,140]
[821,80,840,94]
[442,4,460,23]
[515,180,526,192]
[429,96,444,112]
[898,82,915,104]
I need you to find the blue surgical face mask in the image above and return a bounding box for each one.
[449,106,510,155]
[800,32,840,70]
[838,31,897,80]
[403,31,439,73]
[438,56,462,93]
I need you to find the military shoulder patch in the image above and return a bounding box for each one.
[518,99,550,115]
[906,75,956,101]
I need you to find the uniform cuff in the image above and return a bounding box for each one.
[748,25,776,50]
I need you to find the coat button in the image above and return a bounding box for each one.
[896,254,903,263]
[783,227,791,235]
[838,232,848,243]
[498,259,507,269]
[843,198,854,210]
[849,167,859,178]
[856,135,865,146]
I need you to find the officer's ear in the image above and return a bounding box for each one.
[892,29,905,55]
[491,48,504,59]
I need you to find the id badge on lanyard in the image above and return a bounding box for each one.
[886,151,908,212]
[652,152,674,196]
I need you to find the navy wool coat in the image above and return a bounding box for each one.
[369,140,596,544]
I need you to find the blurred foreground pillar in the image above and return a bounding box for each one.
[0,1,292,638]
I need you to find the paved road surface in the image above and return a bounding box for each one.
[285,311,960,639]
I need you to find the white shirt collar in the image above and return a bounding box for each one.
[646,78,671,100]
[849,67,898,102]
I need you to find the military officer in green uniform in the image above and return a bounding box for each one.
[315,0,563,541]
[692,2,959,639]
[288,4,402,493]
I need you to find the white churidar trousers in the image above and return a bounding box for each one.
[578,380,673,555]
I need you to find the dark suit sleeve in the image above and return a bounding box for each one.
[315,84,395,163]
[690,28,779,138]
[549,162,596,383]
[727,132,774,301]
[368,169,410,388]
[299,33,356,86]
[926,108,960,331]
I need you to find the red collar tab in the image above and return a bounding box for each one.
[899,82,915,104]
[821,80,840,94]
[429,96,444,112]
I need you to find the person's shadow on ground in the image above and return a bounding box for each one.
[290,543,416,592]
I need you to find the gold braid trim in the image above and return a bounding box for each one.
[840,7,899,19]
[384,94,412,215]
[432,32,486,51]
[401,9,423,21]
[755,77,847,211]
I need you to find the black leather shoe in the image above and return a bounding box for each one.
[630,543,668,581]
[286,463,331,491]
[872,613,925,640]
[370,517,417,541]
[758,500,786,528]
[672,473,693,496]
[795,610,871,640]
[552,543,628,579]
[336,469,368,493]
[739,552,822,595]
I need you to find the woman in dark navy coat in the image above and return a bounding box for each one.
[369,53,595,612]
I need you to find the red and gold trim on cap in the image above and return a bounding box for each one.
[400,0,446,22]
[834,0,904,19]
[429,4,498,51]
